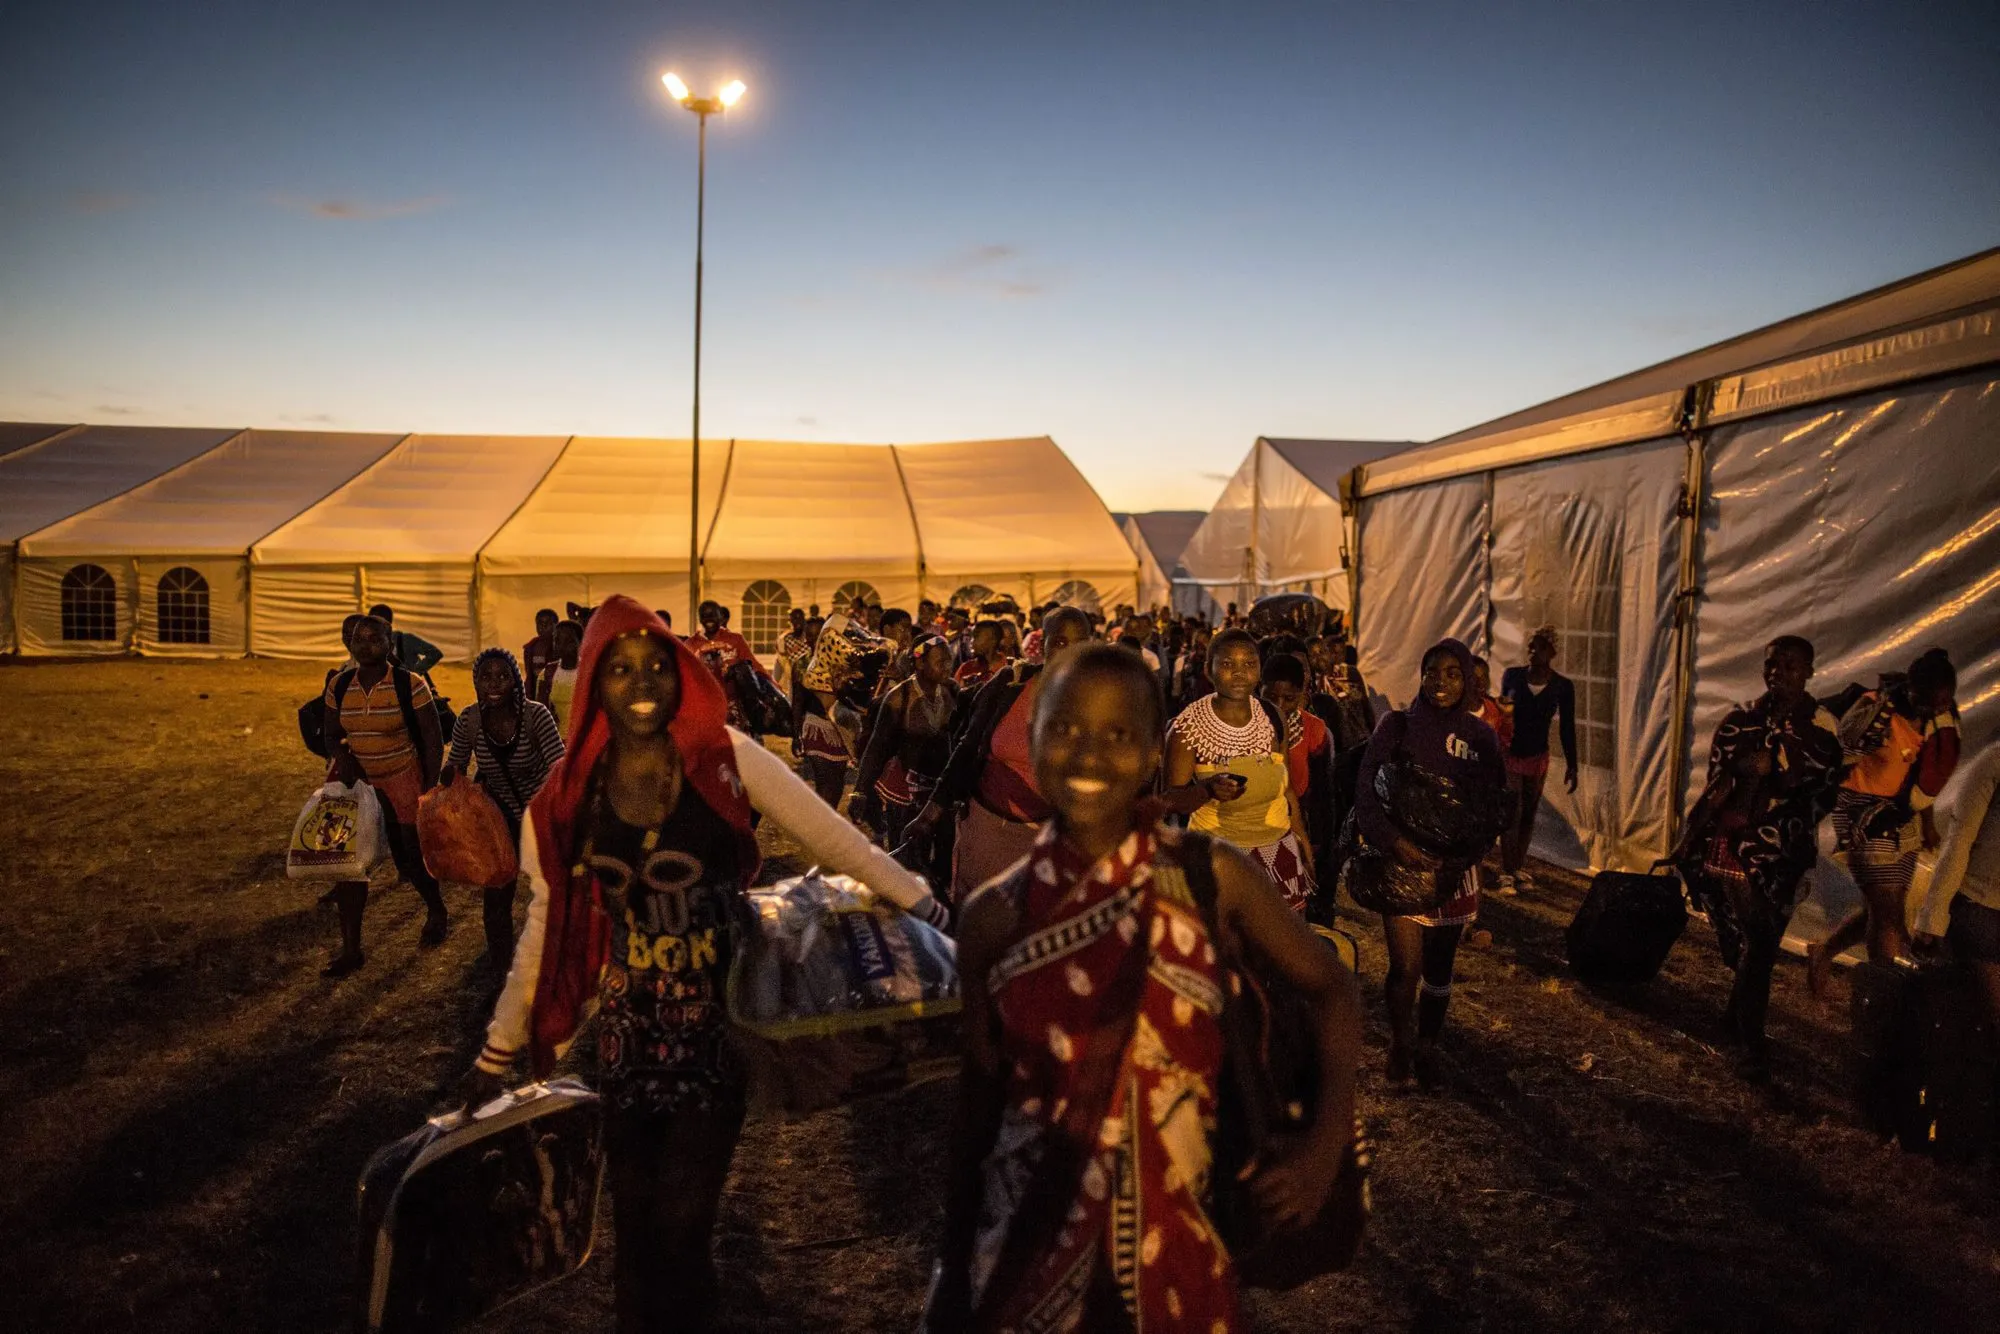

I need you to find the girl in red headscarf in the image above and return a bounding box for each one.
[460,596,944,1333]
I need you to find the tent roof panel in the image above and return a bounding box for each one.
[894,437,1134,576]
[0,422,73,461]
[1432,247,2000,448]
[21,429,405,558]
[702,441,917,575]
[254,433,570,565]
[1125,511,1206,569]
[476,437,729,574]
[0,425,241,544]
[1260,438,1417,495]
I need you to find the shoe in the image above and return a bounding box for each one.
[1516,870,1537,891]
[1494,874,1518,897]
[322,951,365,979]
[419,912,449,949]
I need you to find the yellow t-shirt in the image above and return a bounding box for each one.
[1188,751,1291,850]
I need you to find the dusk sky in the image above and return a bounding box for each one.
[2,0,1995,510]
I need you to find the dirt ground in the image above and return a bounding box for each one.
[2,659,1997,1333]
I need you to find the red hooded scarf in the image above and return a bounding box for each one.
[521,594,760,1075]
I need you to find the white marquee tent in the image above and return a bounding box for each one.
[1178,437,1414,615]
[1346,247,2000,873]
[5,432,1135,662]
[1116,511,1212,617]
[0,426,244,654]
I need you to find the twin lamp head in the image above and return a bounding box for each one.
[662,73,746,115]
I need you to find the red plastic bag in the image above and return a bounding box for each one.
[418,772,520,888]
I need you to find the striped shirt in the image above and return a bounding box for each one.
[328,668,434,780]
[447,700,567,822]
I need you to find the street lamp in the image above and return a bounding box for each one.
[660,71,747,631]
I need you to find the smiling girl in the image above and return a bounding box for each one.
[929,644,1360,1332]
[461,596,945,1332]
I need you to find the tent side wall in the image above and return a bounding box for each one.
[1489,438,1686,870]
[1177,446,1258,609]
[1354,475,1491,711]
[1687,364,2000,795]
[1253,445,1353,608]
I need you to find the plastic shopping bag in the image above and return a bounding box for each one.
[287,781,388,881]
[727,871,961,1116]
[729,871,959,1039]
[417,771,519,888]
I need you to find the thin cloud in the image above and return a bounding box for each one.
[93,404,144,416]
[71,190,140,215]
[271,192,452,221]
[280,412,340,425]
[796,416,820,427]
[912,243,1054,299]
[1198,470,1234,484]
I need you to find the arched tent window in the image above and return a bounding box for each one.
[738,579,792,654]
[832,581,879,616]
[948,583,994,611]
[60,564,119,642]
[156,567,211,645]
[1047,579,1102,617]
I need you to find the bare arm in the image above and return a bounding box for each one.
[1211,839,1361,1226]
[1916,746,1999,939]
[730,729,947,925]
[1161,726,1239,815]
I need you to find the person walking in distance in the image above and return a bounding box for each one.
[523,607,560,699]
[1354,639,1507,1085]
[1497,626,1578,894]
[1672,636,1842,1078]
[320,614,447,977]
[444,646,566,974]
[1811,648,1961,993]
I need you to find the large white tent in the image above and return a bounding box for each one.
[5,431,1133,661]
[1347,247,2000,872]
[0,422,73,462]
[1178,437,1414,615]
[1116,511,1211,617]
[0,426,243,654]
[16,430,407,657]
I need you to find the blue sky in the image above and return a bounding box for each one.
[2,0,1995,509]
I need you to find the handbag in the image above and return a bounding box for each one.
[1338,807,1448,916]
[1180,832,1371,1289]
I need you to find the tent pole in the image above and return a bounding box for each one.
[1665,383,1713,852]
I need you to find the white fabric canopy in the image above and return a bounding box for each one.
[1180,438,1411,612]
[892,437,1137,612]
[1120,511,1209,616]
[1,425,241,653]
[252,434,571,661]
[0,422,73,461]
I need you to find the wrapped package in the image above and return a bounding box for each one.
[418,772,520,888]
[287,781,388,881]
[728,871,959,1039]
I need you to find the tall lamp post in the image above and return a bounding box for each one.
[661,72,746,631]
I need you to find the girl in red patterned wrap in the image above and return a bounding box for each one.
[927,645,1360,1333]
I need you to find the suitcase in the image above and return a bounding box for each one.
[1565,863,1687,986]
[1851,961,1997,1161]
[355,1079,606,1333]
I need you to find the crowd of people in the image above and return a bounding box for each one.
[302,590,1987,1332]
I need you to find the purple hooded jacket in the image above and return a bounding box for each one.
[1354,637,1507,861]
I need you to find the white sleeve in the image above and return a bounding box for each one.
[729,727,949,926]
[1916,745,2000,939]
[479,818,550,1073]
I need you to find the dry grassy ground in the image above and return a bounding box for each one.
[2,659,1997,1333]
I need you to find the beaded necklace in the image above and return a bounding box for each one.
[1175,693,1275,765]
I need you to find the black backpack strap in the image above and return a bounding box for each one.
[388,666,434,776]
[332,666,359,709]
